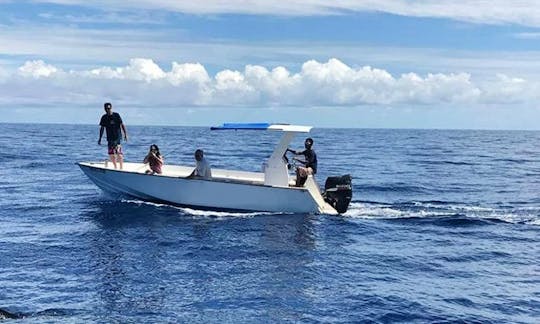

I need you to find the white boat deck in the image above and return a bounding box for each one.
[86,161,299,187]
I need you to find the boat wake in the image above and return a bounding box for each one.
[120,199,281,218]
[175,207,280,218]
[345,201,540,225]
[118,198,539,225]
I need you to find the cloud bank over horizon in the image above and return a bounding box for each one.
[0,58,535,108]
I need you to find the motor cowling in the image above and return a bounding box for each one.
[323,174,353,214]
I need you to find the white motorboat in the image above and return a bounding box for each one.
[78,123,352,214]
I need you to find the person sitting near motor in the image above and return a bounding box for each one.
[286,137,318,187]
[143,144,164,174]
[187,149,212,179]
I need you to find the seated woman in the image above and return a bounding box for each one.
[143,144,164,174]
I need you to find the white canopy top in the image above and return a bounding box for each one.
[211,123,312,133]
[268,124,312,133]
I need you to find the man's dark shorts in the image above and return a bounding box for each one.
[107,140,123,155]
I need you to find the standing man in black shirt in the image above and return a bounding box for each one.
[98,102,128,169]
[287,137,317,187]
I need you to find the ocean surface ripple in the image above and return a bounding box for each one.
[0,124,539,323]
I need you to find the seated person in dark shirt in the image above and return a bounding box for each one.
[286,137,318,187]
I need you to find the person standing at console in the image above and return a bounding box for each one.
[287,137,317,187]
[98,102,128,169]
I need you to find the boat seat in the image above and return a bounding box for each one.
[210,176,262,186]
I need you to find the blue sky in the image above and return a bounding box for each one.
[2,1,540,129]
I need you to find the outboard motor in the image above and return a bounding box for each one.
[323,174,353,214]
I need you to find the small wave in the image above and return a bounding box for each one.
[361,183,430,194]
[441,251,513,263]
[430,216,494,227]
[417,200,449,204]
[22,161,48,168]
[431,160,477,166]
[473,212,540,226]
[443,297,476,307]
[0,307,81,320]
[0,308,21,319]
[493,158,537,164]
[414,201,493,212]
[344,201,540,226]
[344,202,454,219]
[413,201,540,225]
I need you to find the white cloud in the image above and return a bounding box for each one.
[167,62,210,86]
[17,60,59,78]
[481,73,535,104]
[0,58,537,108]
[86,58,165,82]
[3,23,540,83]
[37,11,166,25]
[29,0,540,27]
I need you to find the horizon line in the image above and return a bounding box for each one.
[2,121,539,132]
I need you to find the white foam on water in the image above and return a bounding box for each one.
[177,207,276,218]
[412,201,492,212]
[121,199,169,208]
[120,198,278,218]
[119,199,539,225]
[465,210,540,225]
[344,201,540,225]
[344,202,453,219]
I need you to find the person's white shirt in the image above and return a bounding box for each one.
[194,157,212,179]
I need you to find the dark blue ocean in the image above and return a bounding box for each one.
[0,123,539,323]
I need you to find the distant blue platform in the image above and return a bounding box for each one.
[211,123,272,130]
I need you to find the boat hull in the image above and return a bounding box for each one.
[78,162,332,214]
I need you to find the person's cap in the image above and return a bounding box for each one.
[104,102,112,109]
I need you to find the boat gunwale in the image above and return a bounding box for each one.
[77,162,309,191]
